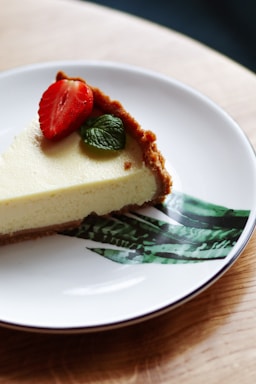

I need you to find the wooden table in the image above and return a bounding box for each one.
[1,0,256,382]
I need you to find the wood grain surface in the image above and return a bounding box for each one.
[0,0,256,383]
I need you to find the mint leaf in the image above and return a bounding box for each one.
[80,114,126,150]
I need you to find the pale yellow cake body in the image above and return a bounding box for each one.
[0,120,158,235]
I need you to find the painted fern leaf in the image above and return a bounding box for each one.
[61,191,250,264]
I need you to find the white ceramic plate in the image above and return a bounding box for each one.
[0,61,255,333]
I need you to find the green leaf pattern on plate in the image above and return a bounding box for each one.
[61,191,250,264]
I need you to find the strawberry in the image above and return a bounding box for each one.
[38,73,93,140]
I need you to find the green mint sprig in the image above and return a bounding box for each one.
[80,114,126,151]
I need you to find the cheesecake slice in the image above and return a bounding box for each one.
[0,74,171,245]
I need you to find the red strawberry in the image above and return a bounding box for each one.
[38,75,93,140]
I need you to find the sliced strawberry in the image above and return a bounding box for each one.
[38,77,93,140]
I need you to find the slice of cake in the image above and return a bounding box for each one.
[0,71,172,245]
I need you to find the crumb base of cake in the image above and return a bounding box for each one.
[0,197,166,246]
